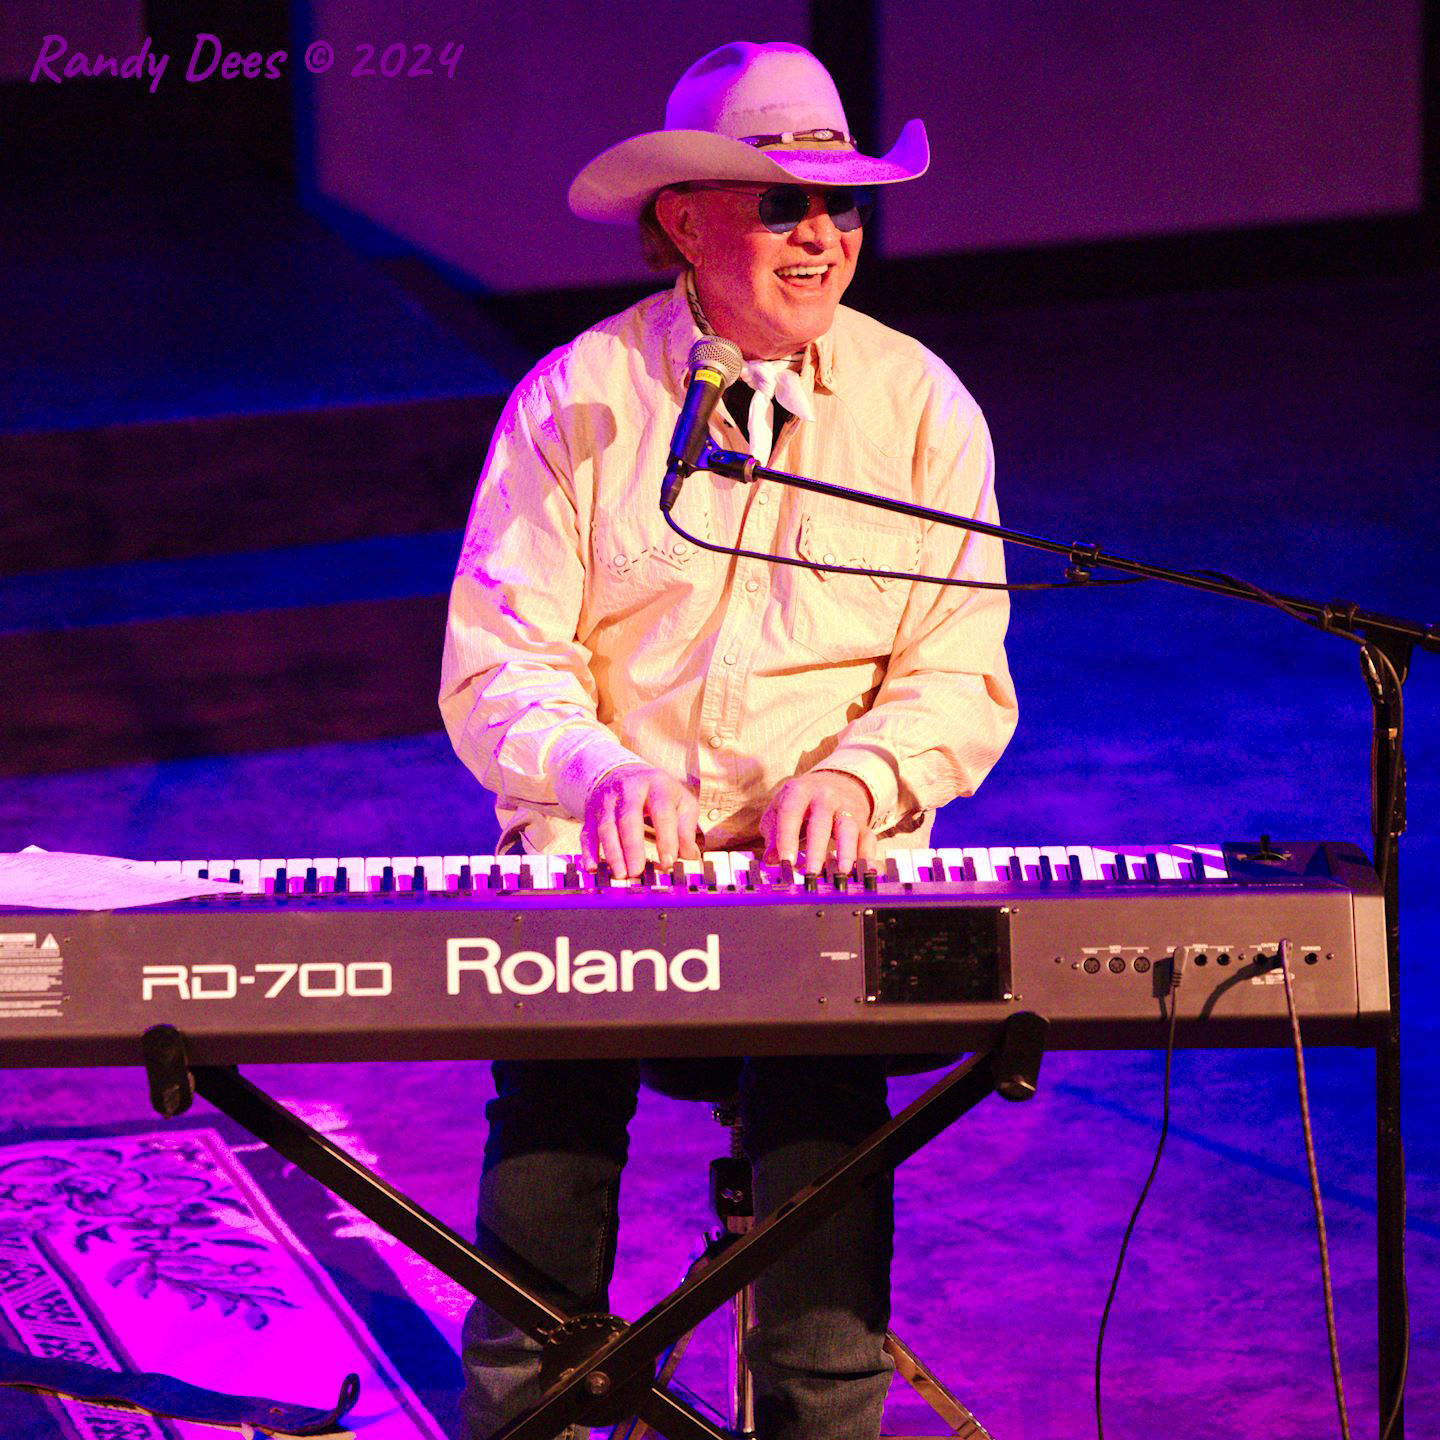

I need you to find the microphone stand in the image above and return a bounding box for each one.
[685,443,1436,1438]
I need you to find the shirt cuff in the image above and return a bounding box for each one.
[545,727,649,820]
[812,746,901,834]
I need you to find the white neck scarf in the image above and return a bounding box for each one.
[738,358,815,467]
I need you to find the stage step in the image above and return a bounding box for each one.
[0,395,502,575]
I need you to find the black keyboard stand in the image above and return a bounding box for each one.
[141,1013,1047,1440]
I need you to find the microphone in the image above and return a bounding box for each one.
[661,337,743,512]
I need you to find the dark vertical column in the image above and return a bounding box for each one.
[1371,634,1412,1439]
[809,0,883,309]
[1424,0,1439,261]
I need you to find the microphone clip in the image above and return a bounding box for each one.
[661,440,757,512]
[706,448,761,484]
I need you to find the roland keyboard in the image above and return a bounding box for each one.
[0,842,1387,1065]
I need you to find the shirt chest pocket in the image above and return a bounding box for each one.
[783,511,922,662]
[590,505,717,614]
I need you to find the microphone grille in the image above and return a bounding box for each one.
[688,337,744,387]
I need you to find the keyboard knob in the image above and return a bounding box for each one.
[412,864,427,895]
[273,866,288,895]
[335,865,349,893]
[862,867,879,892]
[381,865,395,893]
[459,863,473,892]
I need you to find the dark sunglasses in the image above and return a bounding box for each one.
[688,182,875,234]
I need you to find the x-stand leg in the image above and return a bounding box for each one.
[142,1013,1047,1440]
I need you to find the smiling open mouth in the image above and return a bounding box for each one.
[775,264,832,284]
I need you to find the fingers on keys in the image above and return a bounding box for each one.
[765,787,877,876]
[581,766,700,878]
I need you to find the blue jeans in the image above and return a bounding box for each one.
[460,1056,894,1440]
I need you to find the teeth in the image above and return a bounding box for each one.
[777,265,828,277]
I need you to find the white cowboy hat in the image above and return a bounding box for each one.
[568,40,929,223]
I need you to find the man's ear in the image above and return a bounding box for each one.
[655,188,702,267]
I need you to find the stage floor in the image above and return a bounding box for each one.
[2,268,1436,1437]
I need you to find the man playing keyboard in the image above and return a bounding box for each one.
[439,40,1016,1440]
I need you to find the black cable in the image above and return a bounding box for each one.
[1204,576,1411,1431]
[1277,939,1352,1439]
[1095,947,1187,1440]
[661,506,1145,592]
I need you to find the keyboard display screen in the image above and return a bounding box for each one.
[867,907,1010,1004]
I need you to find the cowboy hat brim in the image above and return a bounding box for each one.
[568,118,929,224]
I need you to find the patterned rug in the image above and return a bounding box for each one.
[0,1111,458,1438]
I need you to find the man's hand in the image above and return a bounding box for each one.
[580,763,702,878]
[760,770,878,876]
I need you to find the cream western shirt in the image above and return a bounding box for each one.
[440,274,1018,856]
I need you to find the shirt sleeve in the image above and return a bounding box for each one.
[813,399,1018,835]
[439,381,648,819]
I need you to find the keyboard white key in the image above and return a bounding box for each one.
[1144,848,1184,881]
[415,855,445,892]
[1038,844,1071,879]
[728,852,759,887]
[1173,843,1228,878]
[909,847,939,881]
[933,847,966,882]
[230,859,263,894]
[706,852,734,888]
[286,857,314,895]
[958,846,996,882]
[887,851,919,884]
[468,855,499,888]
[337,856,367,893]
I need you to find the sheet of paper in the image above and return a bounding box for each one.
[0,847,245,911]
